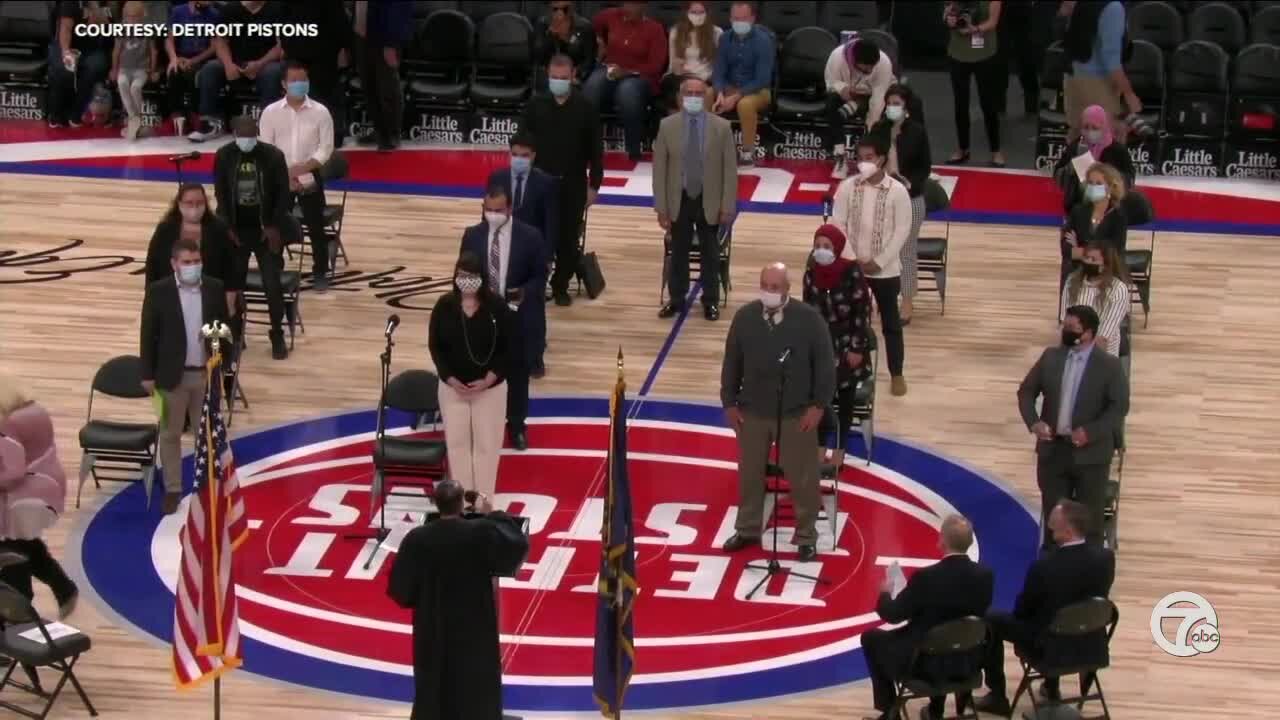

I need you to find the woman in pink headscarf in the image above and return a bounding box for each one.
[1053,104,1135,212]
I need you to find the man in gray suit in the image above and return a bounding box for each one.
[653,75,739,322]
[1018,305,1130,547]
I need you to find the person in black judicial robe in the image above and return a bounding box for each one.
[861,515,994,720]
[974,500,1116,715]
[387,481,528,720]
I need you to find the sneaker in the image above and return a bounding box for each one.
[125,116,141,141]
[1126,112,1155,140]
[188,118,223,142]
[738,149,755,167]
[270,331,289,360]
[173,114,186,137]
[831,155,848,179]
[47,117,67,129]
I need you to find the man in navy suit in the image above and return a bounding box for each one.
[486,132,558,378]
[460,184,548,451]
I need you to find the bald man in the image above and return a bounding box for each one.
[861,514,993,720]
[720,263,835,562]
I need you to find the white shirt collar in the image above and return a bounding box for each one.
[1059,539,1087,547]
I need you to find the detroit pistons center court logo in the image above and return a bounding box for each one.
[71,397,1038,713]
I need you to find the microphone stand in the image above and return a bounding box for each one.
[345,331,395,568]
[745,352,828,599]
[172,155,190,188]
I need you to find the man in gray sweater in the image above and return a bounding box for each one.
[720,262,836,561]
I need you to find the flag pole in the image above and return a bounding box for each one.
[214,677,221,720]
[615,346,623,720]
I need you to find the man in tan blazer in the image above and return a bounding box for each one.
[653,75,739,321]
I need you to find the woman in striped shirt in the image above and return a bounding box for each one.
[1061,243,1130,357]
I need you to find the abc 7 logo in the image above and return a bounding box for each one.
[1150,591,1221,657]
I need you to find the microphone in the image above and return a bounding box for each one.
[384,314,401,338]
[821,194,834,220]
[168,151,201,163]
[778,347,792,364]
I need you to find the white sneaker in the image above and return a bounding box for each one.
[738,149,755,167]
[831,155,848,180]
[188,118,223,142]
[173,115,186,137]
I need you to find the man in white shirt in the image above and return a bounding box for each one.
[823,37,896,179]
[832,135,912,396]
[259,61,335,290]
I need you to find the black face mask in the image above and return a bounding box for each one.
[1082,263,1101,279]
[1061,329,1083,347]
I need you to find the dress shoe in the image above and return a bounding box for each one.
[554,290,572,307]
[512,430,529,451]
[703,304,720,321]
[891,375,908,396]
[270,331,289,360]
[658,303,684,319]
[917,705,942,720]
[797,544,818,562]
[973,693,1012,715]
[531,365,546,379]
[162,492,181,515]
[721,533,760,552]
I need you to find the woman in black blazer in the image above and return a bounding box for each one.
[144,183,241,322]
[869,84,932,323]
[1061,162,1128,291]
[1053,104,1136,213]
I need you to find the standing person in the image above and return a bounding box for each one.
[139,239,231,515]
[165,0,221,137]
[110,1,157,141]
[519,54,604,308]
[942,0,1006,167]
[998,0,1040,116]
[662,1,721,111]
[1063,0,1149,145]
[486,133,558,377]
[653,76,739,322]
[583,1,667,161]
[213,116,294,360]
[46,0,112,129]
[802,225,872,469]
[533,1,597,88]
[710,1,774,165]
[832,135,912,396]
[282,0,353,149]
[719,262,835,562]
[351,0,413,152]
[143,184,241,330]
[1053,104,1135,213]
[429,253,511,498]
[868,84,931,325]
[387,481,529,720]
[259,61,336,290]
[1061,244,1130,358]
[1060,162,1127,290]
[190,0,287,142]
[459,185,548,452]
[1017,305,1130,546]
[823,38,896,179]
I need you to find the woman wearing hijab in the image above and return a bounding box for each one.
[802,225,874,469]
[1053,104,1135,213]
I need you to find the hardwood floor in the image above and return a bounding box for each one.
[1,173,1278,718]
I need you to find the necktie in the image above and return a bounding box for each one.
[488,227,502,292]
[514,174,525,209]
[354,0,368,38]
[685,115,702,197]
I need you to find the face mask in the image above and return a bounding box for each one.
[812,247,836,266]
[682,95,704,114]
[178,263,202,285]
[760,290,784,309]
[884,105,904,122]
[732,20,752,35]
[286,80,309,98]
[484,211,509,227]
[511,155,531,175]
[456,274,483,294]
[1061,328,1082,347]
[1085,182,1108,203]
[548,77,571,97]
[856,161,878,179]
[1082,263,1101,279]
[235,137,257,153]
[1084,129,1103,145]
[180,206,204,223]
[688,11,706,26]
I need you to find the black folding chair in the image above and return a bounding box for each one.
[892,616,988,720]
[371,370,449,506]
[76,355,158,508]
[659,212,736,305]
[0,580,96,719]
[1011,598,1118,719]
[916,225,950,315]
[287,150,352,275]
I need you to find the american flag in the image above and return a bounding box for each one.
[172,359,249,688]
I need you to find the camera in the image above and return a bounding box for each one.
[838,101,861,120]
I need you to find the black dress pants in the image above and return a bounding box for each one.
[863,627,950,716]
[949,55,1004,153]
[506,311,531,434]
[0,539,77,605]
[668,192,720,308]
[232,224,286,336]
[290,179,330,278]
[1036,440,1110,547]
[549,177,587,295]
[357,38,402,146]
[867,276,905,377]
[998,1,1041,115]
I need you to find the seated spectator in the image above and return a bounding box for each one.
[824,38,895,179]
[584,1,667,161]
[190,0,287,142]
[1061,162,1127,290]
[165,0,222,137]
[1061,244,1129,358]
[662,1,721,112]
[711,1,773,166]
[534,1,597,88]
[803,225,872,470]
[46,0,112,128]
[111,2,158,141]
[868,84,931,324]
[1053,104,1135,213]
[975,500,1116,715]
[862,514,993,720]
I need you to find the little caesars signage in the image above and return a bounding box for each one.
[1224,147,1280,181]
[408,111,466,144]
[0,88,43,121]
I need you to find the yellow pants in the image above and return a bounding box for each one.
[732,89,771,151]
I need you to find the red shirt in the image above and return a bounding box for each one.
[593,7,667,92]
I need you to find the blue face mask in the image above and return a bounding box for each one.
[732,20,752,35]
[548,77,571,97]
[511,155,531,175]
[286,80,309,98]
[178,263,202,285]
[884,105,904,122]
[235,137,257,153]
[1085,182,1108,203]
[682,95,704,114]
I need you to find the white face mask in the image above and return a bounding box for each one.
[180,206,205,223]
[884,105,904,122]
[812,247,836,266]
[688,11,706,26]
[760,290,785,309]
[484,211,509,227]
[455,274,483,294]
[856,161,879,179]
[1084,129,1103,144]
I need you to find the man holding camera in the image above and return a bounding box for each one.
[388,481,530,720]
[823,38,896,180]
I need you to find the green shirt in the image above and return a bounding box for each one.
[947,1,999,63]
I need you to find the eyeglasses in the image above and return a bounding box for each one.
[550,4,571,12]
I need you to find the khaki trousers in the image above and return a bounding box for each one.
[159,370,206,493]
[735,410,820,546]
[438,381,507,498]
[734,89,772,151]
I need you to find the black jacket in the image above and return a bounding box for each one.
[1064,199,1127,255]
[1014,542,1116,633]
[144,216,242,291]
[518,91,605,190]
[140,275,231,391]
[282,0,353,86]
[870,118,933,199]
[212,141,293,232]
[1053,141,1135,212]
[533,14,597,82]
[876,555,994,643]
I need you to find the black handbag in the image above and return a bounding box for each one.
[923,177,951,213]
[577,251,606,299]
[1122,189,1155,226]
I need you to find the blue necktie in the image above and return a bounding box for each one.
[514,174,525,209]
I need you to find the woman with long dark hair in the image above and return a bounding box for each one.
[143,183,241,327]
[661,1,722,111]
[429,252,512,498]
